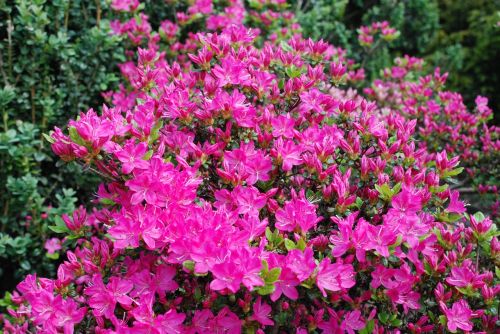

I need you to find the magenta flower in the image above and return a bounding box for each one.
[286,248,316,282]
[341,310,365,334]
[272,138,303,172]
[85,274,133,319]
[316,259,356,297]
[366,224,398,257]
[249,297,274,327]
[154,309,186,333]
[446,190,466,214]
[111,0,139,12]
[440,299,474,332]
[270,267,299,302]
[44,238,62,254]
[446,260,484,289]
[114,140,149,174]
[275,190,321,233]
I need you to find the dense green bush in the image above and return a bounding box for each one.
[0,0,126,291]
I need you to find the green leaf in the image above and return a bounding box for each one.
[45,252,59,260]
[359,319,375,334]
[266,267,281,284]
[265,227,274,243]
[48,216,69,234]
[256,284,275,295]
[48,224,69,233]
[284,238,296,251]
[42,132,55,144]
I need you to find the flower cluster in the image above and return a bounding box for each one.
[363,55,500,220]
[2,1,498,333]
[357,21,400,48]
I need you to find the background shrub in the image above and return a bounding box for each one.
[0,0,126,291]
[296,0,500,122]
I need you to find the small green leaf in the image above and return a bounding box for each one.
[284,238,296,251]
[266,267,281,284]
[42,132,55,144]
[257,284,275,295]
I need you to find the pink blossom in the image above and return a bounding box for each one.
[440,299,474,332]
[316,259,356,297]
[44,238,62,254]
[249,297,274,327]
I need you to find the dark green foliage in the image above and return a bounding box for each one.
[0,0,125,292]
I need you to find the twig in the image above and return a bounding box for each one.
[7,17,13,78]
[64,0,71,30]
[452,187,476,194]
[95,0,101,27]
[30,86,36,123]
[0,50,10,86]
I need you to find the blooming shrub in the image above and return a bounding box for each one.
[1,1,499,333]
[364,56,500,221]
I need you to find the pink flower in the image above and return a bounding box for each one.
[366,224,398,257]
[114,140,150,174]
[111,0,139,12]
[272,138,303,172]
[54,298,87,334]
[316,259,356,297]
[341,310,365,334]
[270,268,299,301]
[440,299,474,332]
[286,248,316,282]
[154,309,186,333]
[446,190,466,214]
[275,189,321,233]
[271,114,296,139]
[44,238,62,254]
[85,274,133,319]
[446,260,484,289]
[249,297,274,327]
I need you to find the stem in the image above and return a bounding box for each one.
[30,86,36,124]
[0,50,9,86]
[475,244,480,271]
[64,0,71,30]
[7,16,13,78]
[361,38,383,70]
[95,0,101,27]
[2,199,9,224]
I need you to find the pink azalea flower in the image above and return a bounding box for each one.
[286,248,316,282]
[270,267,299,301]
[440,299,474,332]
[271,113,296,139]
[275,189,321,233]
[85,274,133,319]
[249,297,274,327]
[341,310,365,334]
[446,260,484,289]
[210,307,242,334]
[111,0,139,12]
[316,259,356,297]
[114,140,150,174]
[54,298,87,334]
[446,190,466,213]
[272,138,303,172]
[44,238,62,254]
[154,309,186,334]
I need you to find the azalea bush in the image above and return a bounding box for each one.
[296,0,500,120]
[363,56,500,221]
[1,0,499,333]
